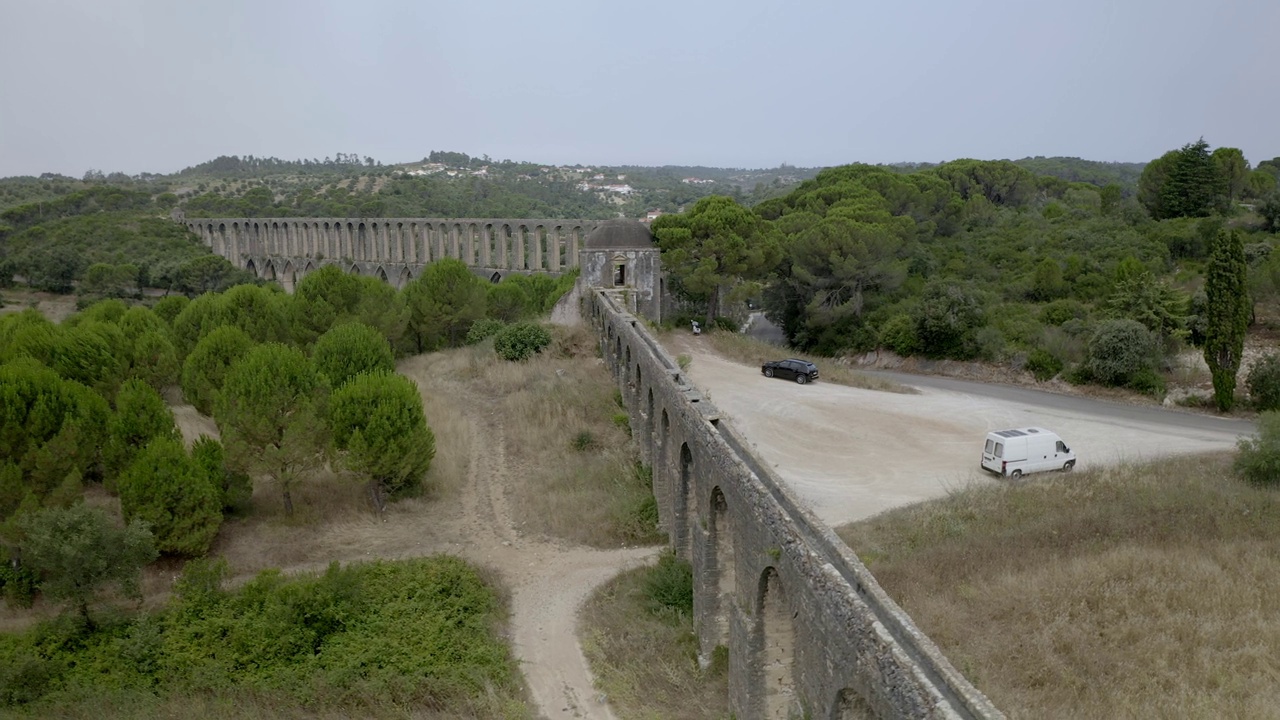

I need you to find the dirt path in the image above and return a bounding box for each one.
[169,371,656,720]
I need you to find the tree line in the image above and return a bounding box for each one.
[0,261,570,616]
[653,140,1280,409]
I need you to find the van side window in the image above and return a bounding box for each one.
[994,442,1003,458]
[985,439,994,454]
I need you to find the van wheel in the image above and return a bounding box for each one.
[795,374,807,385]
[1063,460,1075,472]
[1009,469,1022,479]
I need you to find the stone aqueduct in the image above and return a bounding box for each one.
[178,214,1003,718]
[182,215,600,288]
[588,290,1002,719]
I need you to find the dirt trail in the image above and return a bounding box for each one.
[169,371,656,720]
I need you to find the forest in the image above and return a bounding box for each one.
[653,140,1280,406]
[0,256,572,715]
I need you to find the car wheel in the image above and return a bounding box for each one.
[1009,469,1022,479]
[795,374,807,384]
[764,368,774,378]
[1063,460,1075,472]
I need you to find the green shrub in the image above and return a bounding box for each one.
[1026,349,1064,381]
[465,318,506,345]
[1247,353,1280,411]
[1235,412,1280,485]
[571,431,598,452]
[712,316,738,332]
[492,322,551,361]
[878,313,918,356]
[1039,298,1089,326]
[1086,318,1160,387]
[643,551,693,618]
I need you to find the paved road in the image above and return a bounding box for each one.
[670,335,1255,527]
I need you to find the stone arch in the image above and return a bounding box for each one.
[281,261,297,294]
[830,688,874,720]
[489,271,502,283]
[263,260,278,282]
[759,567,798,720]
[678,442,695,559]
[348,263,362,276]
[397,266,412,289]
[655,407,671,531]
[303,260,316,276]
[710,486,736,651]
[615,336,622,373]
[346,222,356,259]
[245,257,258,277]
[357,222,368,261]
[376,265,389,284]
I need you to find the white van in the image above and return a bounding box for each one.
[981,427,1076,478]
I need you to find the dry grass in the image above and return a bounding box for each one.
[838,453,1280,719]
[580,565,730,720]
[406,325,663,548]
[698,330,916,394]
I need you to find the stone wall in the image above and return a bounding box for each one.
[585,288,1004,720]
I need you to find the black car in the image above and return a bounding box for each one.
[761,359,819,384]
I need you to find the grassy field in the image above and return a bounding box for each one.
[580,554,729,720]
[838,452,1280,719]
[409,324,663,547]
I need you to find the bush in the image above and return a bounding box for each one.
[643,551,693,618]
[1235,412,1280,485]
[878,313,918,356]
[712,316,738,332]
[1026,348,1064,381]
[465,318,506,345]
[492,322,551,361]
[1039,298,1089,326]
[1247,353,1280,411]
[181,325,255,415]
[1086,318,1160,387]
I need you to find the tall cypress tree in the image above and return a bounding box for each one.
[1203,228,1249,410]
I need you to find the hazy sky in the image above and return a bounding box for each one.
[1,0,1276,178]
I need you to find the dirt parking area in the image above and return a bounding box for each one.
[669,336,1255,526]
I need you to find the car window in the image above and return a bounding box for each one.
[994,442,1003,458]
[985,439,993,454]
[1056,440,1067,453]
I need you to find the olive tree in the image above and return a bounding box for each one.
[20,503,156,625]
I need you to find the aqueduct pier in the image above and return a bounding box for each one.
[587,289,1003,720]
[181,215,599,289]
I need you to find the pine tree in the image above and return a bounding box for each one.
[1204,229,1250,410]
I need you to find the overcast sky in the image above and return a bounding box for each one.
[1,0,1276,178]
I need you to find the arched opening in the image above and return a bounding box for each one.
[711,487,735,650]
[397,266,412,289]
[245,258,258,277]
[263,262,277,282]
[615,337,622,373]
[349,263,362,276]
[760,568,798,720]
[678,443,694,559]
[281,261,297,294]
[377,266,389,284]
[357,222,368,261]
[831,688,874,720]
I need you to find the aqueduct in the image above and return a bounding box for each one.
[586,290,1003,719]
[174,213,1003,717]
[180,214,599,289]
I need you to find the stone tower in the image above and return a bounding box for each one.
[579,219,662,322]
